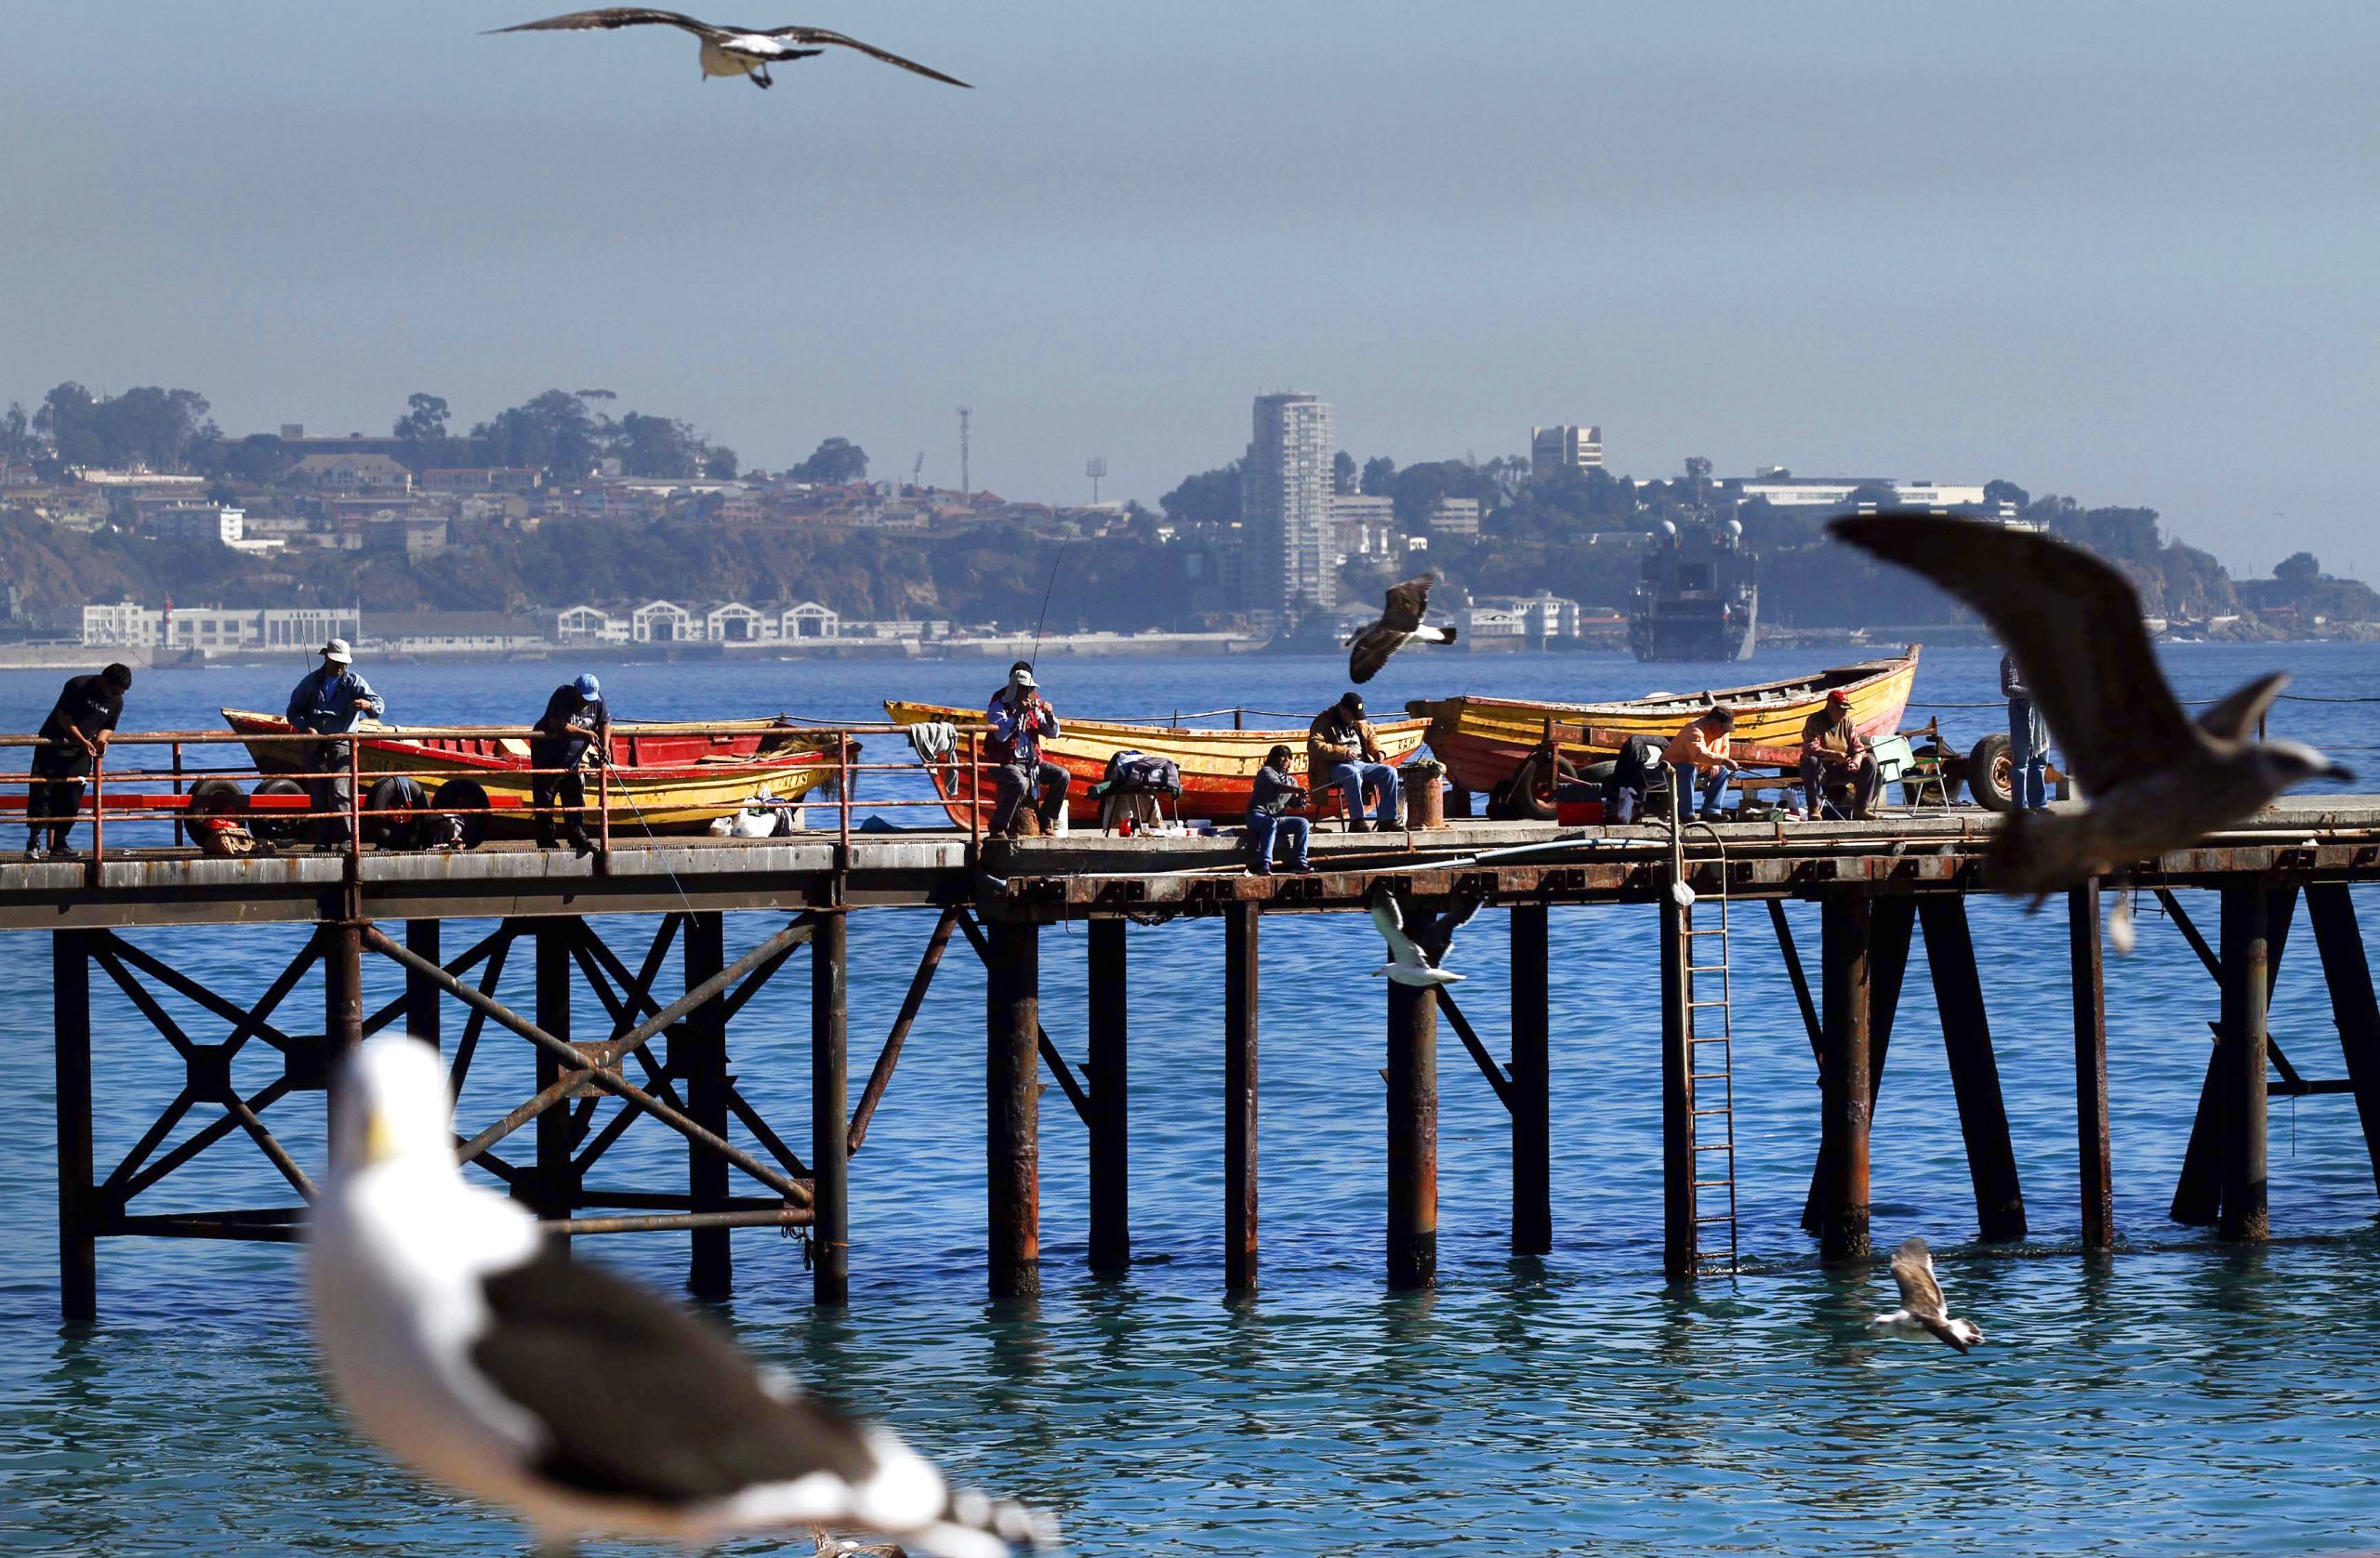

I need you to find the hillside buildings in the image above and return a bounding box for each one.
[1531,424,1604,481]
[1242,391,1337,613]
[82,600,358,653]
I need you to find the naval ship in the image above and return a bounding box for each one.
[1627,516,1759,663]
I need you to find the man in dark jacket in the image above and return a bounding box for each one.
[1306,692,1399,831]
[2002,651,2050,811]
[531,673,610,853]
[27,663,131,859]
[1798,690,1880,820]
[1243,744,1312,875]
[986,661,1067,835]
[285,638,385,847]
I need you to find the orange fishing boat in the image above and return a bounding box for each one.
[1406,647,1921,795]
[883,701,1430,826]
[221,710,848,833]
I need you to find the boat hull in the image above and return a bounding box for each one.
[221,711,845,834]
[884,701,1430,826]
[1407,648,1920,795]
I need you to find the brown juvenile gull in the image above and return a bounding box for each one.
[311,1036,1051,1558]
[1347,574,1459,684]
[489,9,972,89]
[1831,514,2350,895]
[1868,1236,1984,1353]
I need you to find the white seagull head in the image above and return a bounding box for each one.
[2252,736,2354,789]
[333,1034,456,1177]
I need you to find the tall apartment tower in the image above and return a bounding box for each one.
[1243,391,1337,613]
[1530,424,1604,482]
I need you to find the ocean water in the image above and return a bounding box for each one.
[3,642,2379,1556]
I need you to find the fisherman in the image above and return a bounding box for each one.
[1308,692,1401,832]
[1661,704,1739,822]
[1601,733,1664,825]
[2002,650,2051,811]
[986,660,1068,836]
[1243,744,1312,876]
[25,662,131,860]
[285,638,385,849]
[530,673,610,854]
[1798,689,1880,820]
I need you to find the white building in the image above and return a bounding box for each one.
[82,600,359,652]
[369,613,549,655]
[1428,497,1481,541]
[1737,472,1989,510]
[706,601,770,642]
[783,601,840,640]
[1331,494,1396,558]
[1530,425,1604,482]
[556,604,629,643]
[1242,391,1337,613]
[630,600,696,643]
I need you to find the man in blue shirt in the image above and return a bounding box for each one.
[985,660,1068,836]
[285,637,386,847]
[2002,651,2050,811]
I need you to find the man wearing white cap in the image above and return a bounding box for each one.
[985,658,1067,835]
[285,638,386,848]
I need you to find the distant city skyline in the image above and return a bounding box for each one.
[5,2,2373,577]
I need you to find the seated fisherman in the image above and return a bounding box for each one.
[1798,689,1880,820]
[986,661,1068,836]
[1243,744,1312,876]
[1602,734,1665,825]
[1307,692,1400,832]
[1661,705,1739,822]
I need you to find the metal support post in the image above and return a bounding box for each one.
[1919,898,2027,1242]
[1511,903,1553,1256]
[682,912,731,1296]
[1386,955,1439,1290]
[1087,918,1130,1274]
[985,917,1040,1299]
[1818,894,1874,1262]
[2217,886,2270,1242]
[810,910,849,1305]
[1659,892,1695,1278]
[403,919,442,1050]
[2307,883,2380,1200]
[2069,881,2114,1249]
[1223,904,1259,1291]
[535,922,575,1250]
[55,930,96,1322]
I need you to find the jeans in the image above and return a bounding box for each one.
[1800,751,1880,818]
[1322,761,1400,828]
[989,759,1070,834]
[302,740,353,847]
[2010,698,2050,811]
[1244,811,1310,870]
[1671,762,1730,818]
[533,769,589,845]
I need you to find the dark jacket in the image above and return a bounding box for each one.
[286,665,384,734]
[530,687,610,770]
[986,689,1060,767]
[35,673,123,777]
[1999,654,2030,702]
[1248,763,1306,818]
[1306,708,1383,773]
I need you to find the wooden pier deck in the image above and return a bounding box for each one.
[24,798,2380,1319]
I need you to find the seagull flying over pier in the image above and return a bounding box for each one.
[1831,514,2351,895]
[1868,1236,1984,1353]
[311,1036,1050,1558]
[488,9,972,89]
[1347,574,1459,684]
[1366,882,1480,986]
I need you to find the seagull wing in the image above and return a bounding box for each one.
[1830,515,2202,795]
[486,8,719,37]
[1347,623,1406,684]
[1917,1313,1972,1354]
[1368,884,1429,969]
[1380,574,1434,632]
[2196,671,2291,746]
[469,1244,886,1504]
[1888,1236,1946,1314]
[759,26,972,86]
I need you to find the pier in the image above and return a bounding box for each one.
[18,726,2380,1319]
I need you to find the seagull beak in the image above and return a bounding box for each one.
[364,1108,401,1167]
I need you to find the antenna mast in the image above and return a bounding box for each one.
[1085,456,1107,505]
[957,407,972,497]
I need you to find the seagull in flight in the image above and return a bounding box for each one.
[489,9,972,89]
[1347,574,1459,684]
[311,1036,1050,1558]
[1366,881,1480,986]
[1868,1236,1984,1353]
[1831,514,2351,895]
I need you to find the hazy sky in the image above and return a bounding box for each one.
[5,3,2374,572]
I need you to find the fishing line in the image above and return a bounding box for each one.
[591,746,703,923]
[1027,539,1068,669]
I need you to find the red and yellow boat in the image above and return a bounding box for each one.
[1406,647,1922,794]
[221,709,849,833]
[883,701,1430,826]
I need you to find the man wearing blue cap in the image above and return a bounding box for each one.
[531,673,609,853]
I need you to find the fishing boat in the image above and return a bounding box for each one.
[1405,646,1921,796]
[883,701,1430,826]
[219,710,849,834]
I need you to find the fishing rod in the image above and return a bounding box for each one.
[1026,539,1068,670]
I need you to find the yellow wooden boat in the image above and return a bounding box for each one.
[884,700,1430,825]
[1406,646,1922,794]
[221,710,848,834]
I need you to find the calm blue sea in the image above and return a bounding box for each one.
[3,642,2379,1556]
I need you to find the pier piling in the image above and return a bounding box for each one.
[54,930,95,1323]
[1803,898,1911,1236]
[1818,895,1874,1262]
[1510,904,1553,1257]
[2307,883,2380,1199]
[682,912,734,1297]
[404,919,441,1049]
[1088,918,1130,1274]
[810,910,849,1306]
[2216,886,2271,1242]
[1659,891,1695,1278]
[1921,899,2027,1241]
[535,923,576,1251]
[1385,962,1439,1290]
[985,918,1040,1299]
[1224,904,1259,1292]
[2069,881,2114,1249]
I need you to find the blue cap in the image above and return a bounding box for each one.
[575,674,602,700]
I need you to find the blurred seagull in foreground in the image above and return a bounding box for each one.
[311,1036,1049,1558]
[1869,1237,1983,1354]
[1831,514,2350,896]
[1366,881,1479,986]
[1347,574,1458,684]
[489,8,972,89]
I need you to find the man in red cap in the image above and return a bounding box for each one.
[1798,689,1879,819]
